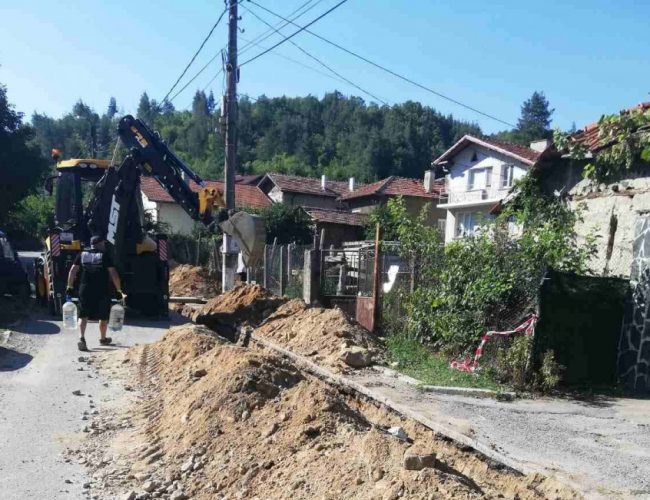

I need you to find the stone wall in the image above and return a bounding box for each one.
[618,215,650,392]
[568,176,650,278]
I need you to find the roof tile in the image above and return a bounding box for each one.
[265,173,351,197]
[140,176,272,209]
[433,135,543,166]
[571,102,650,153]
[339,176,444,201]
[304,208,369,227]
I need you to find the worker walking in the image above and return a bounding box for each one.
[66,235,124,351]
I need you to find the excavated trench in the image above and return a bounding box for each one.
[72,285,580,499]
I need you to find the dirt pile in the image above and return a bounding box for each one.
[255,299,382,371]
[82,325,578,500]
[191,284,286,338]
[168,264,220,299]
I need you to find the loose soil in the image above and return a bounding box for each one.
[255,299,382,371]
[168,264,220,300]
[73,324,578,500]
[191,284,287,339]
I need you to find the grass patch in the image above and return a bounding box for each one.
[385,334,504,391]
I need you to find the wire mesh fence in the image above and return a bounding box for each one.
[167,233,222,273]
[320,247,362,297]
[286,244,310,299]
[264,244,283,297]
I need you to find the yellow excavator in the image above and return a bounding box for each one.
[35,115,265,316]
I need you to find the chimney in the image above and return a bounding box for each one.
[349,177,355,192]
[529,139,552,152]
[423,169,435,193]
[321,174,327,190]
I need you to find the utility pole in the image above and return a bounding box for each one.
[222,0,238,291]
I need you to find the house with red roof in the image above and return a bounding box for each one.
[257,171,448,245]
[339,174,447,231]
[433,135,551,244]
[140,176,272,235]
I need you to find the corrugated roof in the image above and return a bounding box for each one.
[262,173,351,197]
[571,102,650,153]
[304,207,369,227]
[433,135,543,166]
[140,176,272,209]
[339,176,444,201]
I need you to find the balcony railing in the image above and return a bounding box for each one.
[447,187,510,205]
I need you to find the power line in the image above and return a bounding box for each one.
[240,0,349,67]
[248,0,516,127]
[175,1,327,105]
[160,6,229,103]
[242,3,386,104]
[239,35,350,86]
[238,0,324,57]
[170,50,225,103]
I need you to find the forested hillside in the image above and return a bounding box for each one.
[30,90,482,182]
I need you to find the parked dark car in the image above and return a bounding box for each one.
[0,230,30,298]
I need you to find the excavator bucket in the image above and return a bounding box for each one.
[219,212,266,268]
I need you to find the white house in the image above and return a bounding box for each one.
[433,135,550,244]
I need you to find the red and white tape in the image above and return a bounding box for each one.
[450,314,538,373]
[158,239,168,261]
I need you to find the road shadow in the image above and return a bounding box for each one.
[0,346,33,371]
[11,317,61,336]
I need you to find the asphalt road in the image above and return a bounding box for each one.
[0,302,172,499]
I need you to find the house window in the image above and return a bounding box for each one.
[437,219,446,234]
[468,167,493,191]
[456,212,494,238]
[501,165,514,188]
[468,170,476,190]
[485,167,493,188]
[457,212,476,237]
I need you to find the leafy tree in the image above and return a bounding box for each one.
[555,107,650,182]
[0,82,48,229]
[29,90,483,182]
[516,91,554,144]
[7,194,54,240]
[257,204,313,244]
[383,175,590,354]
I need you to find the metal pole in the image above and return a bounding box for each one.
[222,0,239,292]
[372,223,381,331]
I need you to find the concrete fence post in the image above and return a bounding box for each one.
[280,245,287,296]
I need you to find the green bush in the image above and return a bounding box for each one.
[538,349,563,391]
[380,176,592,388]
[494,335,533,390]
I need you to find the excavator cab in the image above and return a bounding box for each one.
[35,156,114,315]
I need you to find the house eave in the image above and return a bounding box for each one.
[437,199,502,210]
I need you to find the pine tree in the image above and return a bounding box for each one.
[107,97,117,119]
[516,91,554,144]
[160,99,175,115]
[207,91,216,115]
[137,92,152,123]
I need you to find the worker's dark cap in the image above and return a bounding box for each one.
[90,235,105,245]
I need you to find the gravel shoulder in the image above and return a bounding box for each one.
[0,310,173,500]
[348,369,650,498]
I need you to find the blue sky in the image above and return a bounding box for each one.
[1,0,648,134]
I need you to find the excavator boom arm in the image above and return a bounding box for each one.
[88,115,264,268]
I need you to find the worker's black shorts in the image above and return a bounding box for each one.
[78,288,111,321]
